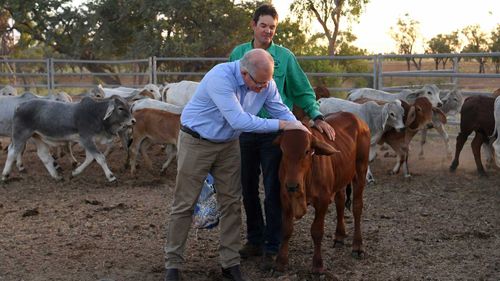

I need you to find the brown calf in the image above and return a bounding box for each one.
[378,97,438,177]
[273,112,370,273]
[292,86,331,121]
[127,108,180,175]
[493,88,500,99]
[450,95,496,176]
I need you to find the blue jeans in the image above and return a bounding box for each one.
[240,132,282,254]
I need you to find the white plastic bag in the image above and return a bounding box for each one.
[193,174,220,229]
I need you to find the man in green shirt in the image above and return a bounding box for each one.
[229,3,335,271]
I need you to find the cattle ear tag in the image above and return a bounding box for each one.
[104,104,115,120]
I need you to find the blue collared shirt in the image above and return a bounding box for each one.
[181,60,296,142]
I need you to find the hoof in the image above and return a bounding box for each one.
[312,266,326,274]
[333,240,345,248]
[351,250,365,259]
[107,175,117,182]
[478,172,488,178]
[1,174,9,182]
[53,175,63,181]
[269,268,285,278]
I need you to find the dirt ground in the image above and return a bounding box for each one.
[0,136,499,281]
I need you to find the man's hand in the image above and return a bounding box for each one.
[280,120,311,134]
[313,119,335,141]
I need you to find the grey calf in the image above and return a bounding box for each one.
[2,96,135,182]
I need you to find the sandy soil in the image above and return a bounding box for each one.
[0,136,499,281]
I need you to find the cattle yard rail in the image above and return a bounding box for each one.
[1,52,499,139]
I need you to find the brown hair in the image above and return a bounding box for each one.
[252,3,278,23]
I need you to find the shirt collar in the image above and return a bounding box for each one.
[251,39,277,56]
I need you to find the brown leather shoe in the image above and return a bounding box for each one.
[238,243,263,258]
[165,268,181,281]
[221,265,251,281]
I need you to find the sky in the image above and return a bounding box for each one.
[274,0,499,54]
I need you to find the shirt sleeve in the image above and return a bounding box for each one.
[263,82,297,121]
[206,75,280,132]
[285,54,323,119]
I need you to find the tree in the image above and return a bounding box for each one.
[426,32,460,69]
[461,24,489,73]
[390,13,421,70]
[0,0,260,84]
[290,0,369,58]
[273,18,308,55]
[489,24,500,73]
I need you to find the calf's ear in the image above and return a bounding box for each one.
[104,103,115,120]
[432,107,447,124]
[405,106,416,126]
[311,136,339,155]
[272,134,282,146]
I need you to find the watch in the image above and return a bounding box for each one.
[313,115,325,121]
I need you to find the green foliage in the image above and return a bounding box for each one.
[461,25,488,53]
[290,0,369,56]
[426,32,460,69]
[390,13,420,55]
[273,18,308,55]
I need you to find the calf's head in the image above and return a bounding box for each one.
[404,97,433,130]
[440,89,464,116]
[382,100,405,132]
[103,96,136,134]
[274,129,338,220]
[408,84,442,108]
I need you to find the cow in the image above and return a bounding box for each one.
[98,85,155,101]
[130,98,184,114]
[450,95,496,176]
[0,85,18,96]
[378,97,438,177]
[418,88,464,159]
[127,108,180,175]
[318,97,405,183]
[273,112,370,274]
[161,80,199,105]
[492,96,500,168]
[72,86,106,102]
[493,88,500,99]
[293,85,331,121]
[0,92,76,168]
[347,84,443,108]
[1,96,135,182]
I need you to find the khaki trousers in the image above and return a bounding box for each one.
[165,131,242,269]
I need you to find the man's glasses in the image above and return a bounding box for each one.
[247,72,268,89]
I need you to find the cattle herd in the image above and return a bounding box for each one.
[0,82,499,276]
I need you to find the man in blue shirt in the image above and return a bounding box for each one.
[164,49,309,281]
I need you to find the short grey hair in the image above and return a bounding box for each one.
[240,49,274,76]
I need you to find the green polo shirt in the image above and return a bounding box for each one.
[229,41,322,119]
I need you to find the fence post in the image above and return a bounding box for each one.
[452,56,458,88]
[150,56,157,85]
[46,58,53,92]
[377,54,383,90]
[372,55,377,89]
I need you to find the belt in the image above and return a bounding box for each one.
[180,125,214,142]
